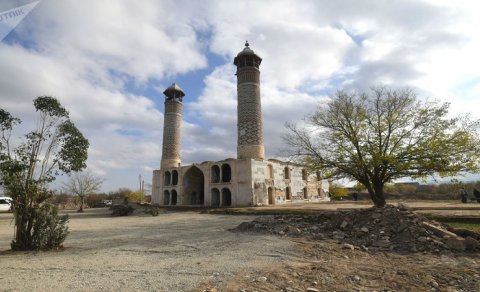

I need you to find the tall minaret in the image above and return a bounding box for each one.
[234,41,265,160]
[161,83,185,169]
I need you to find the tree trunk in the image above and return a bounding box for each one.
[78,195,84,212]
[369,181,386,207]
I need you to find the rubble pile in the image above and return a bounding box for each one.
[111,204,135,216]
[232,204,480,253]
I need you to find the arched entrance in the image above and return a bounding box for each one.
[211,165,220,183]
[221,188,231,206]
[171,189,178,205]
[211,188,220,207]
[183,166,205,205]
[172,170,178,185]
[164,171,171,185]
[268,187,274,205]
[221,164,231,182]
[163,190,170,205]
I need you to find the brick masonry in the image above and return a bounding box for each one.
[237,67,264,159]
[161,100,182,168]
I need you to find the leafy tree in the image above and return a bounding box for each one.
[111,188,144,203]
[284,86,480,207]
[63,171,103,212]
[329,183,349,199]
[84,193,108,208]
[0,96,88,250]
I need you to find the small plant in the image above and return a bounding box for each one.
[144,205,161,216]
[30,204,69,250]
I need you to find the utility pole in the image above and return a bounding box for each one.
[139,174,144,194]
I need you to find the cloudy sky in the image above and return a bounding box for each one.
[1,0,479,192]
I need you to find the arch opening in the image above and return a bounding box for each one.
[172,170,178,185]
[284,167,290,180]
[211,188,220,207]
[211,165,220,183]
[221,164,231,182]
[302,169,308,180]
[183,166,205,205]
[286,187,291,200]
[221,188,232,206]
[171,189,178,205]
[267,164,274,179]
[268,187,274,205]
[163,190,170,205]
[164,171,171,186]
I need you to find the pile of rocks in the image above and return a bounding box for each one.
[110,204,135,216]
[232,204,480,253]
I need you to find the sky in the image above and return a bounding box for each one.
[0,0,479,193]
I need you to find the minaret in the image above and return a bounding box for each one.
[234,41,265,160]
[161,83,185,169]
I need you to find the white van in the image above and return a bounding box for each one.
[0,197,12,212]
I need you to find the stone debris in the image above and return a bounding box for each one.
[231,204,480,253]
[110,204,135,216]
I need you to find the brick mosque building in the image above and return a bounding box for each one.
[152,42,329,207]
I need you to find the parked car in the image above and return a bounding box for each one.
[0,197,12,212]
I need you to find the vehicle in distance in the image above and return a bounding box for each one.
[0,197,12,212]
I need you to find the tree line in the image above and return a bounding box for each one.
[51,187,150,209]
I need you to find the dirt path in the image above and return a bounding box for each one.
[0,209,298,291]
[1,202,479,291]
[205,239,480,291]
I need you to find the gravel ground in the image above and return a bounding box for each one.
[0,209,298,291]
[1,202,479,291]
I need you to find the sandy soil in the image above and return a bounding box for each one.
[0,202,479,291]
[202,238,480,292]
[0,209,297,291]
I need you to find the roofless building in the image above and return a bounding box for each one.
[152,42,329,207]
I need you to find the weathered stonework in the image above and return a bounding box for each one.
[152,159,330,206]
[236,55,264,159]
[161,84,184,169]
[151,43,330,207]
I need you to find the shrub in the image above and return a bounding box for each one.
[11,204,69,250]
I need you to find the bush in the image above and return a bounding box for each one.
[329,184,349,199]
[111,205,134,216]
[144,205,161,216]
[11,204,69,250]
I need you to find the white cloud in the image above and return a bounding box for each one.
[1,0,479,191]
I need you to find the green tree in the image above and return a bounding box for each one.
[329,183,349,199]
[284,86,480,207]
[0,96,89,250]
[112,188,144,203]
[62,171,103,212]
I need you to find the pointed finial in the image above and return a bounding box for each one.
[245,40,249,47]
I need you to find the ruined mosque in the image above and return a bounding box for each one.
[152,42,330,207]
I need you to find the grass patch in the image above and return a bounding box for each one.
[430,217,480,233]
[443,222,480,233]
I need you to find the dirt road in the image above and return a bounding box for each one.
[0,209,297,291]
[1,202,479,291]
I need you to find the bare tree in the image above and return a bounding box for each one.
[63,172,103,212]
